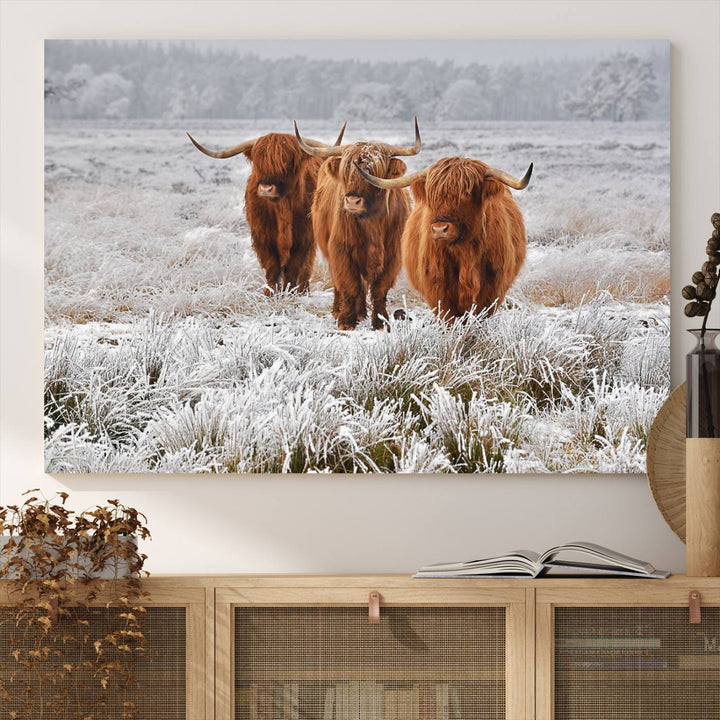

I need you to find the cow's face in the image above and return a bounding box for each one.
[414,158,496,245]
[324,143,407,218]
[246,134,305,201]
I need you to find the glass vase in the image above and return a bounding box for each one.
[686,328,720,438]
[685,328,720,577]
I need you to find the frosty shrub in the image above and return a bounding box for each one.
[518,239,669,306]
[477,306,593,406]
[393,436,454,474]
[44,424,152,474]
[618,327,670,388]
[416,387,530,473]
[44,336,156,443]
[594,428,647,474]
[603,382,669,445]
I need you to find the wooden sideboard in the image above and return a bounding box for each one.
[2,574,719,719]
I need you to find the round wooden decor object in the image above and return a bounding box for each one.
[646,382,686,542]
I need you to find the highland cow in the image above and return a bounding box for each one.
[187,125,345,294]
[357,156,532,318]
[295,118,421,330]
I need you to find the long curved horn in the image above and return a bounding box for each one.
[296,121,348,148]
[484,162,533,190]
[186,132,256,159]
[385,116,422,157]
[354,162,429,190]
[294,120,345,158]
[333,120,347,146]
[188,123,346,159]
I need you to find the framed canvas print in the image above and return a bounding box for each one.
[43,39,670,474]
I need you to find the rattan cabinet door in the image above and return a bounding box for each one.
[0,583,208,720]
[216,580,529,720]
[235,606,504,719]
[554,606,719,719]
[536,581,720,720]
[0,606,187,719]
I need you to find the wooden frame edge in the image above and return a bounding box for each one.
[215,596,233,720]
[507,601,527,720]
[535,602,554,720]
[187,601,206,720]
[206,587,215,720]
[525,587,536,720]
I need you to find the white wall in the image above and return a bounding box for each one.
[1,0,718,575]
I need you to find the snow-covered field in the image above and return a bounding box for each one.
[44,119,670,473]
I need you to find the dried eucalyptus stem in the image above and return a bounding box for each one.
[682,212,720,334]
[682,213,720,438]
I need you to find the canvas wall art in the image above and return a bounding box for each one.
[44,39,670,474]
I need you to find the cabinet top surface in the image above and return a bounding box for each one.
[140,573,719,589]
[1,574,718,593]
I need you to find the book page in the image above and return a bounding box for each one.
[539,542,654,573]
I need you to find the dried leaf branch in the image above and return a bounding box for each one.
[0,491,150,719]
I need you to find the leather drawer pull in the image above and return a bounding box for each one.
[368,591,380,623]
[689,590,702,624]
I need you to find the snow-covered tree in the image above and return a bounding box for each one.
[334,82,408,122]
[399,63,443,120]
[198,85,223,119]
[437,78,490,121]
[105,97,131,119]
[164,81,196,120]
[239,80,268,122]
[65,63,94,85]
[615,54,660,121]
[563,53,658,121]
[77,72,133,119]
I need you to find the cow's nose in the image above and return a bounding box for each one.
[432,222,450,240]
[258,184,278,197]
[344,195,365,213]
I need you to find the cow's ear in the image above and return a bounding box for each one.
[243,147,253,161]
[388,158,407,179]
[410,178,426,203]
[324,157,341,178]
[476,178,503,203]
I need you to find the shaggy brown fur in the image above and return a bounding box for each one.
[241,133,322,293]
[403,157,527,318]
[311,143,411,330]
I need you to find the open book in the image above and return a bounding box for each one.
[414,541,671,579]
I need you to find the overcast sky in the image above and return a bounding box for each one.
[189,38,668,65]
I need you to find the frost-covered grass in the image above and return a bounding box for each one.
[44,119,670,473]
[44,303,669,474]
